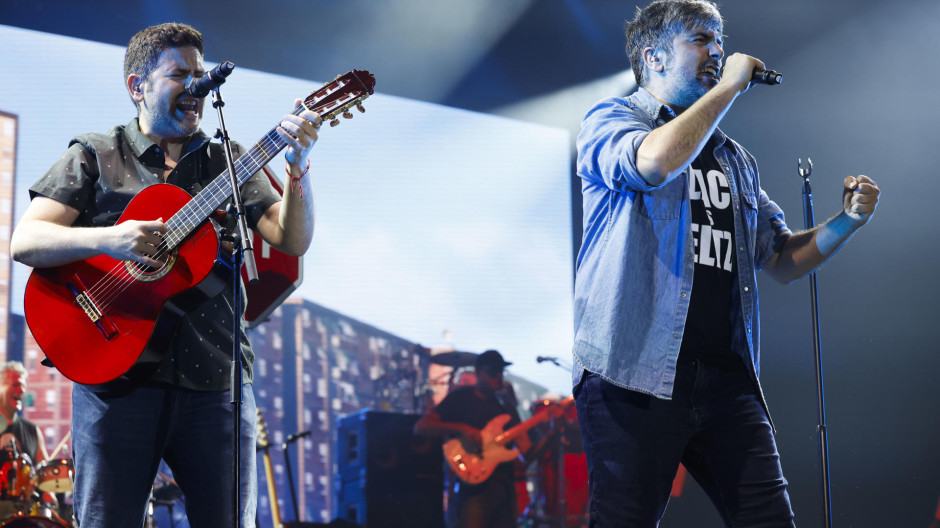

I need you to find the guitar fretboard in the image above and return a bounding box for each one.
[162,106,302,250]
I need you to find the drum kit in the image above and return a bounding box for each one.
[0,449,75,528]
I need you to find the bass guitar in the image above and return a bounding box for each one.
[444,395,574,485]
[23,70,376,387]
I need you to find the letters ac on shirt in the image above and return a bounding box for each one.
[689,167,733,272]
[682,150,736,356]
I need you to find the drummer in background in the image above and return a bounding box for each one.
[0,361,49,465]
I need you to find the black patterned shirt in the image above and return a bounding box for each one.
[30,118,281,391]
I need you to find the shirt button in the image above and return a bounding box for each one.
[680,292,687,298]
[738,246,744,252]
[744,286,750,292]
[673,333,679,339]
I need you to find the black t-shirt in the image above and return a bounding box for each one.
[0,418,40,464]
[680,140,737,360]
[434,385,521,487]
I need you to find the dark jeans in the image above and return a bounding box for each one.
[574,359,795,527]
[449,474,517,528]
[71,383,257,528]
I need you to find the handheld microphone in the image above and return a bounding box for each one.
[752,69,782,85]
[187,61,235,98]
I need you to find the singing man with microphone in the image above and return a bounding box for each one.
[11,22,319,527]
[572,1,880,525]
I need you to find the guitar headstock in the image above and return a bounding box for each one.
[302,69,376,128]
[257,407,270,448]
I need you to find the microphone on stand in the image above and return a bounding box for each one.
[186,61,235,98]
[284,430,311,445]
[752,68,783,85]
[536,356,560,365]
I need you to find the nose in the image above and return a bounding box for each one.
[709,41,723,60]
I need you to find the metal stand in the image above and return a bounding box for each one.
[210,82,260,528]
[553,415,567,528]
[529,357,587,528]
[281,430,312,523]
[798,158,833,528]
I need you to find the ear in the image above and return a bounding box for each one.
[642,47,665,74]
[126,74,144,104]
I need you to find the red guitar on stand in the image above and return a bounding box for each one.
[23,70,376,388]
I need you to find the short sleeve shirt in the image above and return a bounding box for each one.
[30,119,281,390]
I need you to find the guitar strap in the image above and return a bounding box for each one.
[206,141,228,192]
[494,383,518,415]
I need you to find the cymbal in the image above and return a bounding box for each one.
[429,351,477,367]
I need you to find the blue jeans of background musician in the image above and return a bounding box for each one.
[574,358,796,528]
[449,476,517,528]
[71,383,257,528]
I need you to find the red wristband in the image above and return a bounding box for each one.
[287,160,310,198]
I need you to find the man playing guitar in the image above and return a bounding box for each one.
[10,22,318,527]
[414,350,532,528]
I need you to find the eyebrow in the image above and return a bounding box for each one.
[168,66,205,76]
[690,31,724,43]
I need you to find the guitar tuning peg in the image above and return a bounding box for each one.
[330,118,340,127]
[342,111,353,119]
[356,104,365,113]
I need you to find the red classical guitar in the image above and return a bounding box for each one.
[23,70,376,387]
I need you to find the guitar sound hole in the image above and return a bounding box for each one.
[125,251,177,282]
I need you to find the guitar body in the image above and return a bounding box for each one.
[24,184,223,387]
[443,414,520,485]
[22,69,376,388]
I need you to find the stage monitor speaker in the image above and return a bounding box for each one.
[334,410,443,528]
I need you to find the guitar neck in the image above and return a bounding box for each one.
[159,68,375,255]
[493,396,574,446]
[262,450,282,527]
[257,409,282,528]
[162,113,296,251]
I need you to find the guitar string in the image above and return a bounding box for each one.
[84,75,368,313]
[86,127,285,310]
[88,127,285,309]
[82,106,305,313]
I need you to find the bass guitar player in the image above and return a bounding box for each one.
[414,350,532,528]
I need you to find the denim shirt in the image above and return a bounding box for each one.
[573,88,791,400]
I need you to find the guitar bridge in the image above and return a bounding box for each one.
[67,278,118,340]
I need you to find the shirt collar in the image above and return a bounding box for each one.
[124,118,211,162]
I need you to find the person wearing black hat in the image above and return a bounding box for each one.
[415,349,531,528]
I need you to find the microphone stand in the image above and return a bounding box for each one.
[798,158,833,528]
[210,84,260,528]
[281,430,311,523]
[552,413,567,528]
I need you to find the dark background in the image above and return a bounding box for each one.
[3,0,938,525]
